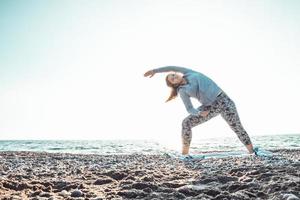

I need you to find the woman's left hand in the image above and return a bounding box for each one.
[200,111,209,117]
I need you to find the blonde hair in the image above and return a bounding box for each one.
[165,74,180,102]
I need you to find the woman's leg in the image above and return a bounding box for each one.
[219,94,254,153]
[181,108,219,155]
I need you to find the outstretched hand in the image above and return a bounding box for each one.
[144,70,155,78]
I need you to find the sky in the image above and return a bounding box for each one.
[0,0,299,142]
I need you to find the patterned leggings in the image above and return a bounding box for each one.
[182,92,252,147]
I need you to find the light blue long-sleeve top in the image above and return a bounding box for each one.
[153,66,223,116]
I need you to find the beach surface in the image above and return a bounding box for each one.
[0,150,299,200]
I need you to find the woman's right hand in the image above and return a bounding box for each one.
[144,70,155,78]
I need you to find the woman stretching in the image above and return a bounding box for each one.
[144,66,254,155]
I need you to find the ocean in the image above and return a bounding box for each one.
[0,134,299,155]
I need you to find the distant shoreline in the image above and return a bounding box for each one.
[1,132,299,141]
[0,134,300,155]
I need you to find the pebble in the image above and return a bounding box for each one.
[103,170,128,180]
[58,190,69,197]
[117,189,147,198]
[94,177,114,185]
[71,189,83,197]
[39,192,51,197]
[282,193,300,200]
[10,196,22,200]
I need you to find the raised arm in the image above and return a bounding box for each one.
[153,66,193,74]
[144,66,194,78]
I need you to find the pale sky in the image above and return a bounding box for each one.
[0,0,299,142]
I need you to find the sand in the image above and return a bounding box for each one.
[0,149,299,200]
